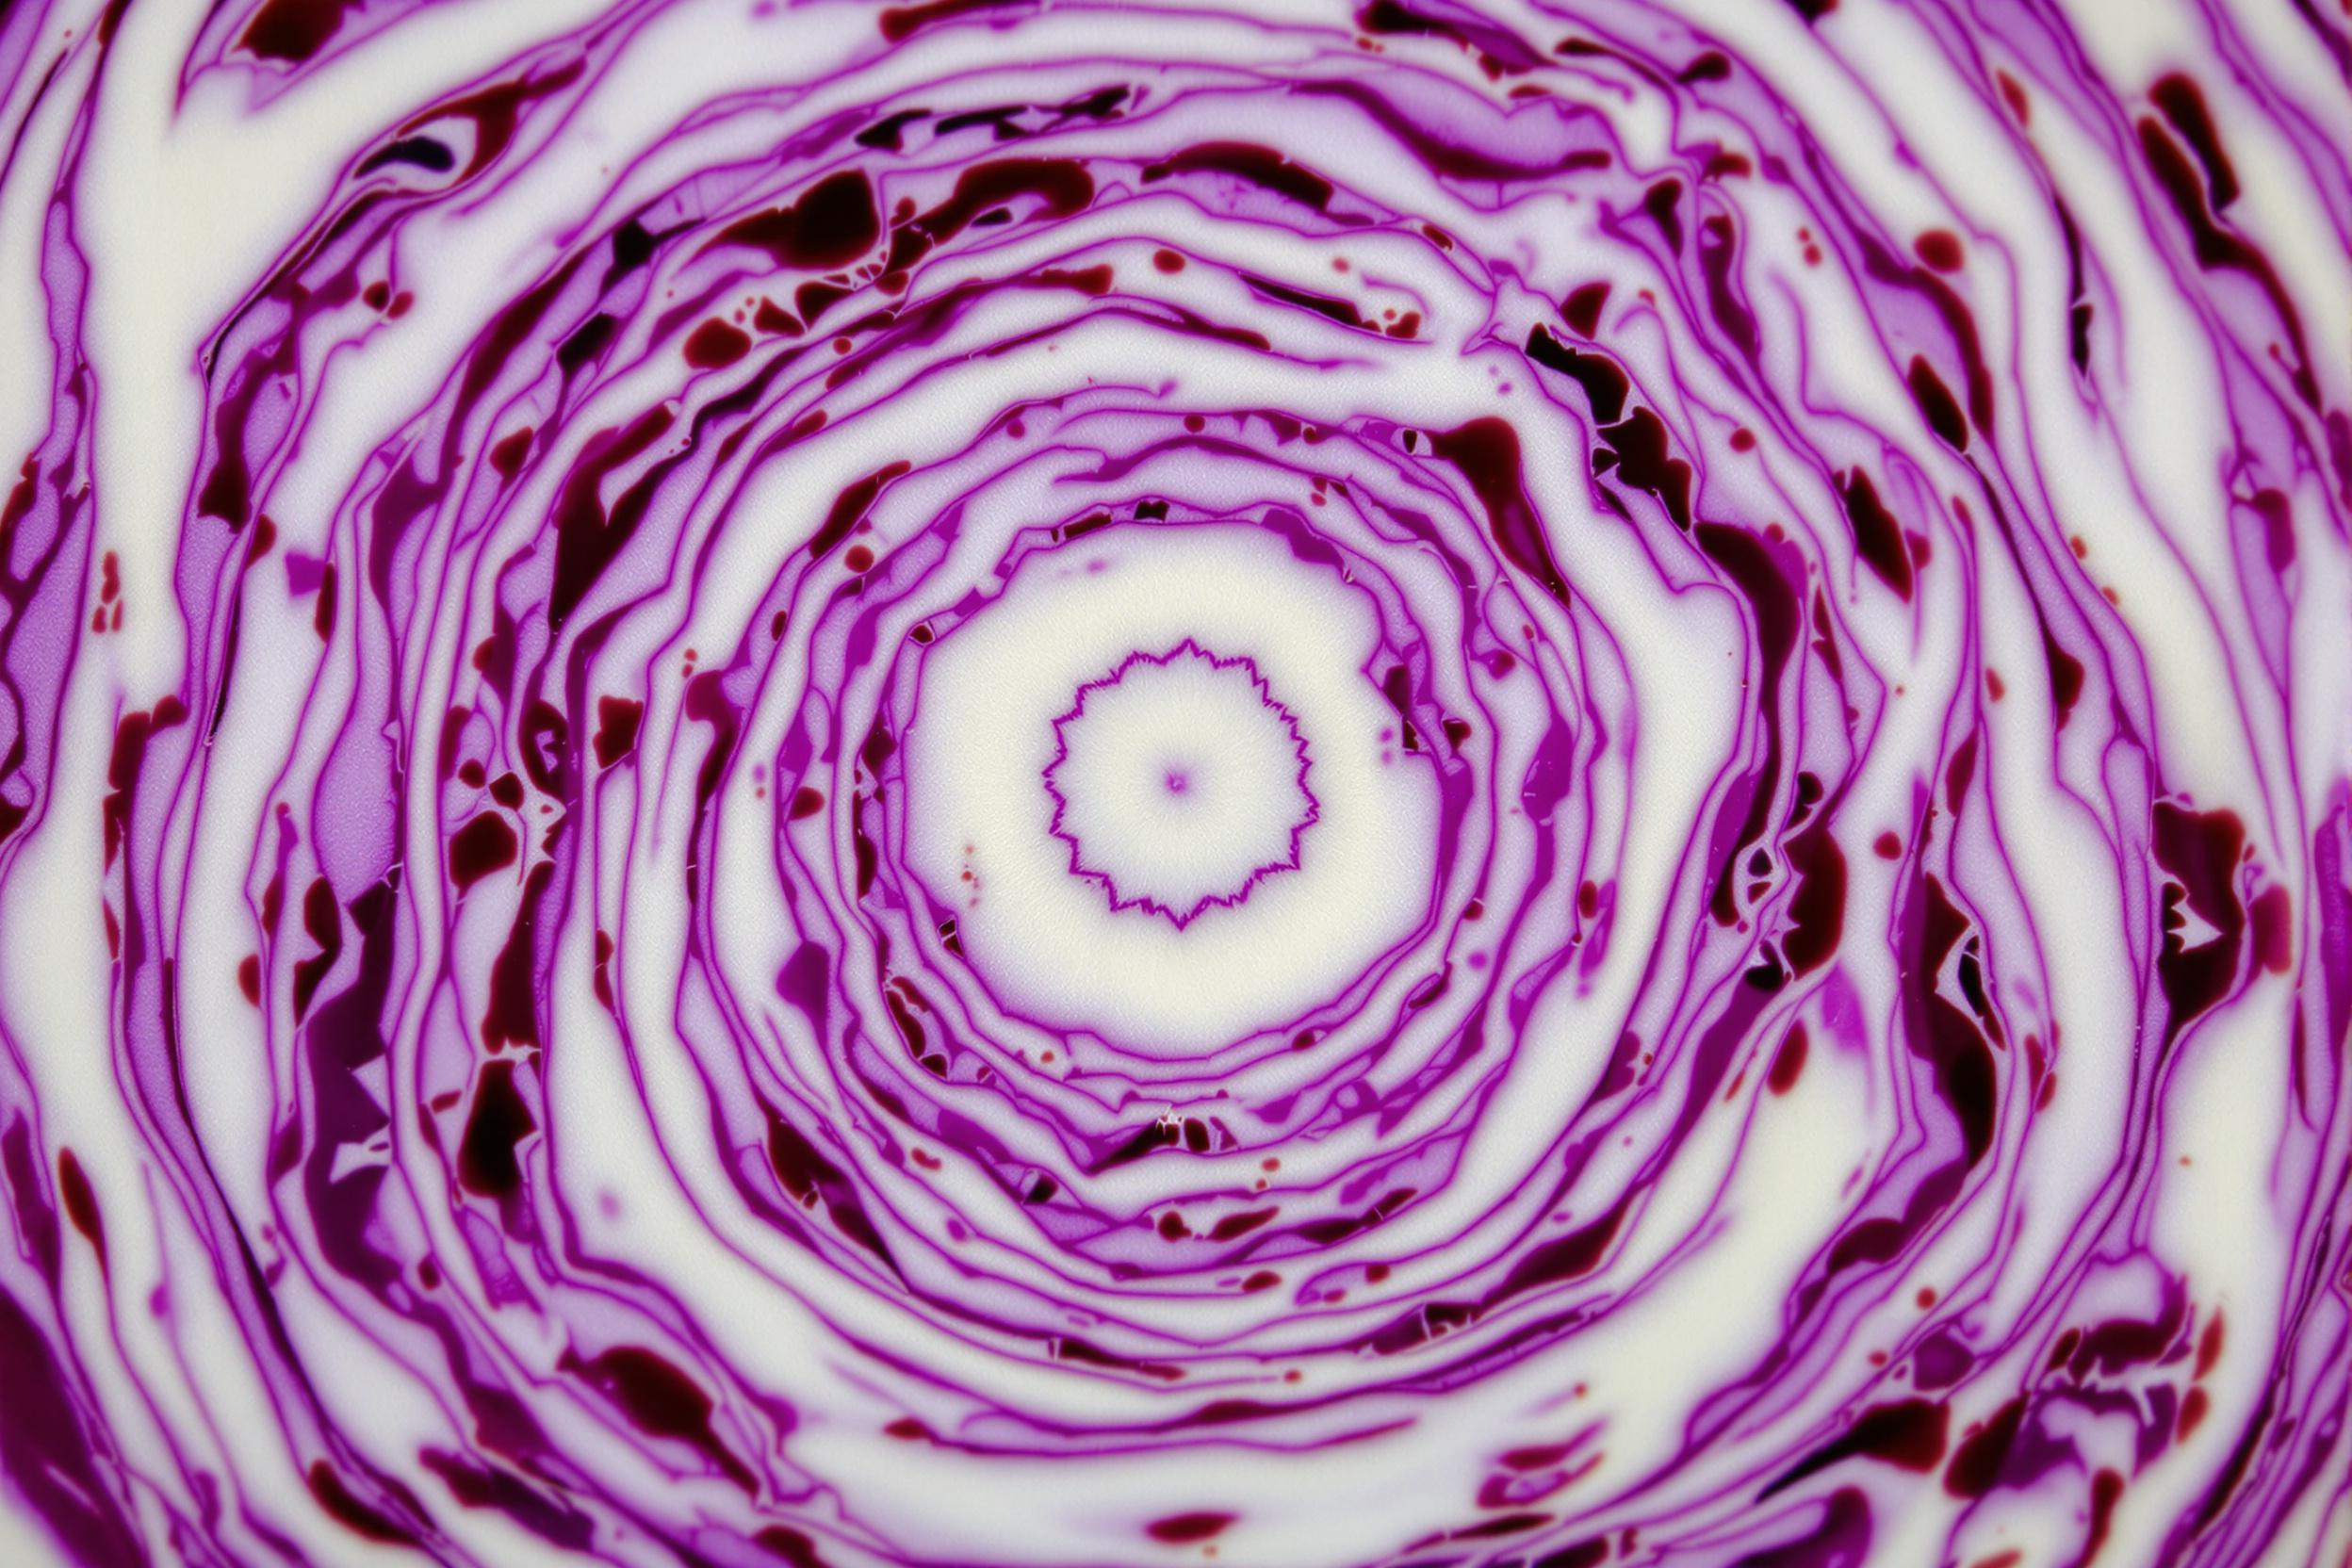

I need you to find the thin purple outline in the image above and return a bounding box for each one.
[1042,639,1317,928]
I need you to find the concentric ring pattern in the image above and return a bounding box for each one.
[0,0,2345,1566]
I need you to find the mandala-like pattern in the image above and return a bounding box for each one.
[1044,641,1318,928]
[0,2,2343,1567]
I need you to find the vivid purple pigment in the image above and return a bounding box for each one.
[0,0,2344,1566]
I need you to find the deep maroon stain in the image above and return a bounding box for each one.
[457,1060,535,1198]
[1594,408,1694,531]
[756,1525,837,1568]
[593,696,644,767]
[2137,119,2319,407]
[290,875,343,1020]
[482,863,554,1052]
[1767,1024,1809,1094]
[809,461,912,560]
[419,1448,596,1548]
[1244,273,1367,330]
[1147,1511,1234,1544]
[237,0,357,62]
[878,0,1031,41]
[1697,214,1761,359]
[1532,1542,1609,1568]
[2149,76,2239,211]
[1835,469,1913,600]
[1763,1399,1946,1497]
[307,1460,419,1544]
[1142,143,1335,211]
[2150,802,2247,1037]
[1943,1396,2026,1497]
[449,812,518,890]
[1429,417,1574,607]
[1560,282,1611,336]
[684,319,753,368]
[1527,326,1628,422]
[1905,357,1968,449]
[1641,179,1685,253]
[56,1149,103,1265]
[1781,824,1846,973]
[560,1346,758,1492]
[2043,627,2085,727]
[714,171,882,270]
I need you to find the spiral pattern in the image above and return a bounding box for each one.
[0,1,2345,1566]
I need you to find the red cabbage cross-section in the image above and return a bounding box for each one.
[0,0,2343,1567]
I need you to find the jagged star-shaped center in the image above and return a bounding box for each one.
[1044,642,1316,926]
